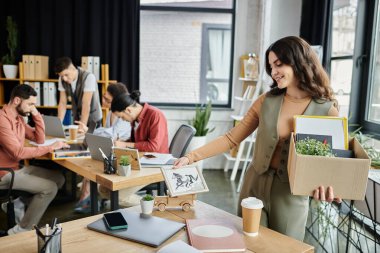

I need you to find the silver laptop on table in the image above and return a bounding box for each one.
[43,115,66,138]
[85,133,114,161]
[87,209,185,247]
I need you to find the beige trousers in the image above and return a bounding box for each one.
[0,165,65,229]
[239,164,309,241]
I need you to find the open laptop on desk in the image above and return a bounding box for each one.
[87,209,185,247]
[43,115,67,138]
[85,133,114,161]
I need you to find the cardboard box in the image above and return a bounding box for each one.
[288,132,370,200]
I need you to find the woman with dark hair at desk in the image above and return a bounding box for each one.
[111,90,169,153]
[174,36,342,241]
[97,90,169,207]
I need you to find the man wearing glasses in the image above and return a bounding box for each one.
[55,57,102,131]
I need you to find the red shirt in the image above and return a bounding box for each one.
[133,103,169,153]
[0,105,53,176]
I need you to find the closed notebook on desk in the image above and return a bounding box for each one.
[87,209,185,247]
[186,219,246,252]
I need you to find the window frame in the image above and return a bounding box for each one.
[349,0,380,138]
[139,1,236,108]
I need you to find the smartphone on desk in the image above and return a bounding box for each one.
[103,212,128,230]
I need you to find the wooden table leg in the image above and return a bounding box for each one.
[90,181,98,215]
[110,191,119,210]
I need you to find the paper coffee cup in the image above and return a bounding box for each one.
[241,197,263,236]
[68,125,79,140]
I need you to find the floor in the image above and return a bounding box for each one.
[1,169,379,253]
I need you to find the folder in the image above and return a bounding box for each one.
[48,82,57,106]
[28,55,35,79]
[34,82,41,106]
[88,56,94,74]
[43,82,49,106]
[34,56,49,79]
[22,55,30,79]
[81,56,89,71]
[93,56,100,80]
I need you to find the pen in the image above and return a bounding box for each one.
[99,148,109,161]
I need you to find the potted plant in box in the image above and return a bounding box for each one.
[140,194,155,214]
[118,155,131,176]
[188,101,215,170]
[1,16,19,78]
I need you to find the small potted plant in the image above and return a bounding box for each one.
[140,194,155,214]
[1,16,19,78]
[295,137,335,157]
[118,155,131,176]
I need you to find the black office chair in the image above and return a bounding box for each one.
[143,124,196,195]
[0,168,30,229]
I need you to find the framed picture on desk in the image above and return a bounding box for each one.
[161,166,209,196]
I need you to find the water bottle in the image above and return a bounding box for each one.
[245,53,258,79]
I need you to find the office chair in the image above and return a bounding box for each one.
[143,124,196,195]
[0,168,30,229]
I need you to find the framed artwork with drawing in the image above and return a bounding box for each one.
[161,166,209,196]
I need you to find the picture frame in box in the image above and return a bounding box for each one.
[288,132,370,200]
[113,147,141,170]
[161,166,209,197]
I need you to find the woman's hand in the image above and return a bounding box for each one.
[313,186,342,203]
[173,157,190,169]
[74,121,88,133]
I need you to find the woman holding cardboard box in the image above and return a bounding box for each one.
[174,36,341,241]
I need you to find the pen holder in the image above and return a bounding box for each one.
[104,157,117,174]
[36,227,62,253]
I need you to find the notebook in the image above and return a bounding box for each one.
[87,210,185,247]
[185,219,246,252]
[85,133,114,161]
[140,153,175,167]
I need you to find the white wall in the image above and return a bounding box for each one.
[160,0,302,169]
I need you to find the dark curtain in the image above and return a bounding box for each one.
[300,0,333,72]
[0,0,139,91]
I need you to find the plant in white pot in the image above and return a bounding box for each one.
[118,155,131,176]
[140,194,155,214]
[1,16,19,78]
[188,101,215,170]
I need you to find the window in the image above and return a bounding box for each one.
[367,3,380,125]
[139,0,235,107]
[330,0,358,117]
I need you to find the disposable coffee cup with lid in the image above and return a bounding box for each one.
[241,197,263,236]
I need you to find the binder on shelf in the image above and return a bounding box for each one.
[43,82,49,106]
[28,55,35,79]
[22,55,31,79]
[34,56,49,79]
[34,82,41,106]
[93,56,100,80]
[48,82,57,106]
[87,56,94,74]
[81,56,89,71]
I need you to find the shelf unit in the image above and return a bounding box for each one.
[0,62,117,126]
[223,75,259,181]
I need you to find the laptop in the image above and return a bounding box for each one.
[43,115,66,138]
[85,133,114,161]
[87,209,185,247]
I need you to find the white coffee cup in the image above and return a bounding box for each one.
[241,197,263,236]
[68,125,79,140]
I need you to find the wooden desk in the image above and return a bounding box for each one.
[55,158,164,213]
[0,201,314,253]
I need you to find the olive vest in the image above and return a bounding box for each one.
[253,93,333,182]
[61,67,102,123]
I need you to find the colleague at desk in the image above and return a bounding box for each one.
[111,90,169,153]
[74,82,131,213]
[174,36,341,241]
[0,85,69,235]
[95,91,169,207]
[55,56,102,131]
